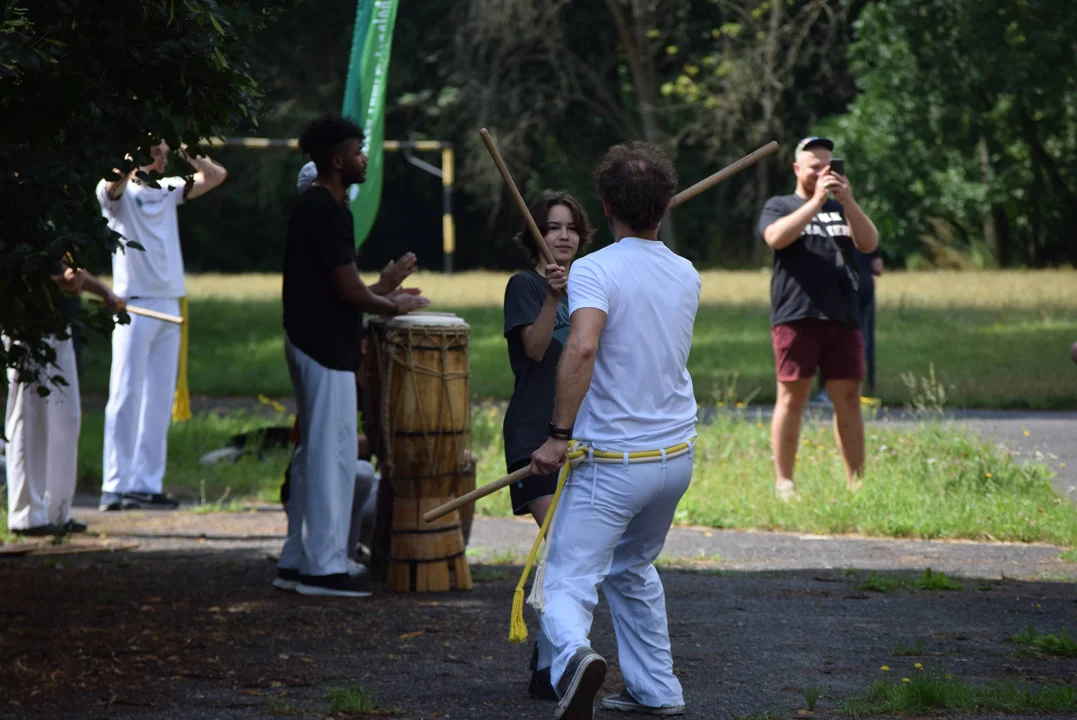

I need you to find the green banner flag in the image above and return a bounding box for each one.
[342,0,399,250]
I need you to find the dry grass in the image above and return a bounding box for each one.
[165,270,1077,310]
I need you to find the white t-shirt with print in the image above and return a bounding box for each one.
[96,177,187,298]
[568,236,701,450]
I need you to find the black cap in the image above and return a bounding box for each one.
[795,136,835,154]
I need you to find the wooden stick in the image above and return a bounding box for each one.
[478,128,557,267]
[424,465,533,523]
[90,299,184,325]
[670,141,780,208]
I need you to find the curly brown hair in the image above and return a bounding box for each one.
[593,141,678,233]
[513,191,596,264]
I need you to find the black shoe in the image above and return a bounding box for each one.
[295,572,372,598]
[600,689,685,716]
[61,518,88,534]
[528,641,558,700]
[554,647,607,720]
[12,524,60,537]
[99,492,124,511]
[121,492,180,510]
[273,567,300,592]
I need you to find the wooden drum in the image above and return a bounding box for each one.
[381,314,473,592]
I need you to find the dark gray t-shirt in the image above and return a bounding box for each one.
[758,194,860,328]
[502,270,570,466]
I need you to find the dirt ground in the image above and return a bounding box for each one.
[1,510,1075,720]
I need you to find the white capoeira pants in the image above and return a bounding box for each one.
[4,333,81,530]
[540,448,693,707]
[102,298,181,495]
[278,336,358,577]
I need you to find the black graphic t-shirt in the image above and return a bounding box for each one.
[758,194,860,328]
[502,269,571,467]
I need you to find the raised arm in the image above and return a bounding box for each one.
[177,144,228,200]
[519,264,568,362]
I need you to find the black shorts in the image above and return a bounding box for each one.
[507,458,559,516]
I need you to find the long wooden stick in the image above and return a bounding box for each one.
[424,465,532,523]
[478,128,557,267]
[670,141,780,208]
[90,299,184,325]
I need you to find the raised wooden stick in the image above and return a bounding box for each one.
[90,299,184,325]
[478,128,557,267]
[670,141,780,208]
[424,465,532,523]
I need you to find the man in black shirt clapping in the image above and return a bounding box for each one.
[276,115,429,598]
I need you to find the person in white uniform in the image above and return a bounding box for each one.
[274,114,429,598]
[531,141,700,719]
[96,140,227,511]
[6,263,124,535]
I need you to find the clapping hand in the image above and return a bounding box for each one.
[380,252,418,291]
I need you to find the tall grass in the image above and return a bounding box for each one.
[76,271,1077,408]
[470,406,1077,545]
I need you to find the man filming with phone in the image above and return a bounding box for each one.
[758,137,879,502]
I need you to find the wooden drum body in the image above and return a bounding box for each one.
[381,314,473,592]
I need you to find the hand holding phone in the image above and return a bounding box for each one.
[829,158,845,177]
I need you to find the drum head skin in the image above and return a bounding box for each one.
[388,314,469,329]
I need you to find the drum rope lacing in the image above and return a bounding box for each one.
[508,436,697,643]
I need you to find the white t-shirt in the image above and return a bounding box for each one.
[96,177,188,298]
[568,236,701,450]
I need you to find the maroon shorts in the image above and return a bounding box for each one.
[771,318,864,382]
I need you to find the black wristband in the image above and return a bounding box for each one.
[548,422,572,440]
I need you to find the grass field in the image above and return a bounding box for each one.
[74,270,1077,408]
[68,405,1077,547]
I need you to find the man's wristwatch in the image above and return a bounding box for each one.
[548,422,572,440]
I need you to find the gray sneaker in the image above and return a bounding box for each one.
[554,647,606,720]
[601,689,685,716]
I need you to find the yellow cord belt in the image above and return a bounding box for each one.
[508,436,697,643]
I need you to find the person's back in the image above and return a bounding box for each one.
[570,238,700,450]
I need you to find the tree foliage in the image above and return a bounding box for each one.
[0,0,288,387]
[821,0,1077,267]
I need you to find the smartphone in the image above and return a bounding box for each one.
[829,158,845,176]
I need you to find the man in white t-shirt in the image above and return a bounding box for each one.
[530,141,700,719]
[96,140,227,511]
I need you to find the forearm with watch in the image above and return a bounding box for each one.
[548,338,598,440]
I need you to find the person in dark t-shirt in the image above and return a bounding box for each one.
[758,137,879,502]
[276,114,430,599]
[502,190,594,699]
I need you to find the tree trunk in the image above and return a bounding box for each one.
[752,0,782,267]
[606,0,678,251]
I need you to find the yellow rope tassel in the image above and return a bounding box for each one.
[508,437,696,643]
[509,459,573,643]
[171,296,192,422]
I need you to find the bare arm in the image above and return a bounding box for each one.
[842,198,879,253]
[105,169,133,201]
[763,184,831,251]
[330,264,430,315]
[78,271,125,310]
[368,252,418,295]
[551,308,606,428]
[177,145,227,200]
[519,264,569,362]
[530,307,607,475]
[519,296,561,362]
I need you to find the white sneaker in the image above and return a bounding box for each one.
[347,560,369,578]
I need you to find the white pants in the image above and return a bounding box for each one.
[347,460,377,558]
[540,448,693,707]
[4,334,81,530]
[278,336,357,576]
[102,298,181,495]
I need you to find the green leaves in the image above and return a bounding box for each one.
[0,0,287,388]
